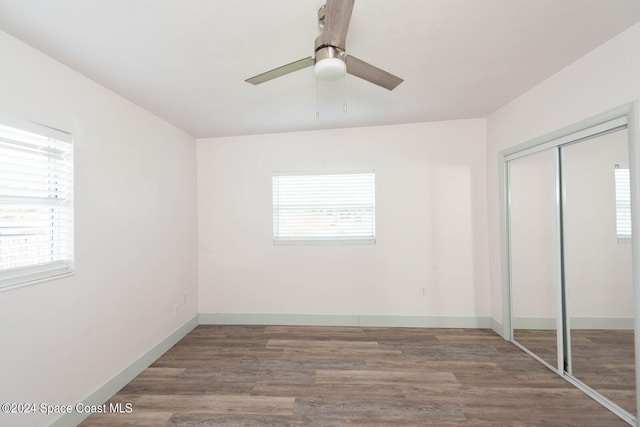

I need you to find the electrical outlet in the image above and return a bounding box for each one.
[182,293,187,304]
[420,288,427,298]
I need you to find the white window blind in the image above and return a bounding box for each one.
[0,120,73,288]
[272,172,375,243]
[615,167,631,241]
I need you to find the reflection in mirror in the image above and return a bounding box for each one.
[562,128,636,415]
[509,149,558,368]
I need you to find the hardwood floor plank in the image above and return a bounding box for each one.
[365,358,497,372]
[315,369,459,386]
[150,359,240,369]
[165,413,299,427]
[281,347,402,358]
[81,411,173,426]
[119,379,258,396]
[266,339,380,350]
[133,368,186,381]
[238,355,367,371]
[180,367,316,384]
[252,383,407,400]
[111,394,295,415]
[292,396,466,423]
[264,325,368,337]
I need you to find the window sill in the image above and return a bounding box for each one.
[274,239,376,246]
[0,271,75,293]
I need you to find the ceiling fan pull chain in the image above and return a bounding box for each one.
[316,79,320,121]
[343,76,348,113]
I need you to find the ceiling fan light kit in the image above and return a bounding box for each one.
[245,0,403,91]
[314,46,347,81]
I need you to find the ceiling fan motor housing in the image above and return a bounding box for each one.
[315,45,345,62]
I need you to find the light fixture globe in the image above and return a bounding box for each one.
[314,57,346,81]
[313,46,346,81]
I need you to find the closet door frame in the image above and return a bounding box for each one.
[499,102,640,425]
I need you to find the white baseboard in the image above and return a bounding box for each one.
[199,313,491,329]
[513,317,557,330]
[491,318,505,338]
[570,317,635,330]
[50,315,198,427]
[513,317,634,330]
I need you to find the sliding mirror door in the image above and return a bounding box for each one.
[508,149,560,369]
[503,112,638,424]
[562,128,636,415]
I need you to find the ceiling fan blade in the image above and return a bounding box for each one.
[345,55,403,90]
[245,57,315,85]
[321,0,355,50]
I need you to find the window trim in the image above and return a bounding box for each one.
[615,166,632,243]
[272,170,376,245]
[0,114,74,290]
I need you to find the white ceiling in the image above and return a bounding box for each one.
[0,0,639,138]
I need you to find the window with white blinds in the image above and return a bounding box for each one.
[272,171,375,243]
[615,167,631,241]
[0,119,73,288]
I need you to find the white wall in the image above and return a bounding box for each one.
[487,22,640,329]
[197,120,490,321]
[0,31,197,426]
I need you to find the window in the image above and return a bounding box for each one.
[272,171,375,243]
[615,166,631,241]
[0,118,73,288]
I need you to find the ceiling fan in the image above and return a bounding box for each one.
[245,0,403,91]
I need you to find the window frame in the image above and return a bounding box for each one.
[272,170,376,245]
[0,114,74,290]
[615,166,632,242]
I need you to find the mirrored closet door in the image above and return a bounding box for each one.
[504,115,637,425]
[509,148,560,370]
[562,128,635,416]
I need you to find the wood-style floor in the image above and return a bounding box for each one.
[81,325,628,426]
